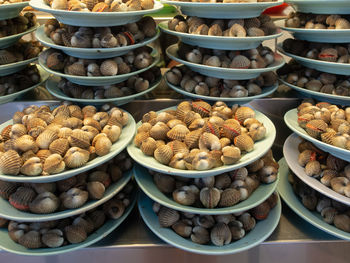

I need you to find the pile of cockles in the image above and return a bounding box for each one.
[0,182,134,249]
[0,103,129,176]
[166,66,277,97]
[0,13,37,38]
[44,17,157,48]
[169,0,278,3]
[134,100,267,170]
[42,46,154,76]
[0,151,133,214]
[178,43,276,69]
[47,0,154,12]
[278,61,350,97]
[0,65,41,96]
[297,101,350,150]
[0,40,42,65]
[153,192,278,246]
[282,38,350,64]
[290,174,350,233]
[297,139,350,197]
[57,66,160,99]
[167,15,277,37]
[152,151,278,208]
[285,12,350,29]
[0,0,28,4]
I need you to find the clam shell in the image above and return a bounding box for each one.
[49,138,70,156]
[73,217,95,234]
[168,140,189,155]
[202,121,220,137]
[230,55,250,69]
[191,226,210,244]
[140,137,157,156]
[65,225,87,244]
[36,149,52,164]
[134,131,149,148]
[62,188,89,209]
[87,181,105,199]
[234,107,255,124]
[221,146,241,165]
[103,199,125,219]
[36,130,59,149]
[184,129,202,149]
[250,201,270,220]
[10,124,27,139]
[9,187,36,211]
[93,134,112,156]
[238,212,256,231]
[172,186,197,206]
[210,223,232,246]
[192,101,211,118]
[234,134,254,152]
[167,124,190,141]
[57,176,77,192]
[175,101,192,120]
[1,124,12,141]
[29,192,60,214]
[172,220,192,238]
[199,187,221,208]
[149,122,170,141]
[20,157,43,176]
[43,154,66,175]
[102,125,121,143]
[153,173,176,193]
[199,132,221,151]
[14,135,36,152]
[154,145,173,165]
[0,181,18,199]
[158,206,180,227]
[64,147,90,168]
[42,229,64,248]
[305,119,328,139]
[222,119,241,141]
[0,150,22,175]
[68,129,90,149]
[192,151,215,171]
[18,230,42,249]
[88,210,106,229]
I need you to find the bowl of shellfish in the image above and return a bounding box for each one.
[160,15,281,50]
[46,67,161,105]
[29,0,163,27]
[284,101,350,162]
[138,191,281,255]
[167,43,285,80]
[0,1,29,20]
[165,65,278,104]
[0,103,136,183]
[0,182,135,255]
[39,46,159,86]
[285,0,350,16]
[36,17,159,59]
[127,100,276,177]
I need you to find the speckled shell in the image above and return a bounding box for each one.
[219,188,241,207]
[154,145,173,165]
[0,150,22,175]
[167,124,190,141]
[192,101,211,118]
[234,134,254,152]
[234,107,255,124]
[158,206,180,227]
[305,119,328,139]
[9,187,36,211]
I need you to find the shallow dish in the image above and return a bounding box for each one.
[127,106,276,178]
[284,108,350,162]
[277,43,350,76]
[38,48,160,86]
[159,21,282,50]
[0,24,39,49]
[0,112,136,183]
[277,157,350,240]
[0,2,28,20]
[36,25,161,59]
[138,191,281,255]
[285,0,350,14]
[46,75,161,106]
[160,0,283,19]
[134,163,278,215]
[0,190,136,256]
[275,20,350,43]
[166,44,285,80]
[0,57,37,77]
[29,0,164,27]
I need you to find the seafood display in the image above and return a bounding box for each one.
[285,12,350,29]
[152,151,278,208]
[166,66,277,97]
[167,15,278,37]
[0,103,130,176]
[167,0,278,3]
[43,16,157,48]
[0,12,36,37]
[0,40,42,65]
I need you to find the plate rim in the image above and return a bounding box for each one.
[275,19,350,34]
[0,23,39,42]
[0,57,37,71]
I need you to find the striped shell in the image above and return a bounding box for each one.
[221,146,241,165]
[64,147,90,168]
[234,107,255,124]
[154,145,173,165]
[184,129,202,149]
[18,230,42,249]
[49,138,70,156]
[158,206,180,227]
[175,101,192,120]
[134,131,149,148]
[43,154,66,175]
[149,122,170,141]
[29,192,60,214]
[219,188,241,207]
[305,119,328,139]
[65,225,87,244]
[234,134,254,152]
[202,121,220,137]
[222,120,241,141]
[230,55,250,69]
[192,101,211,118]
[9,187,36,211]
[68,129,90,149]
[0,181,18,199]
[140,137,157,156]
[167,124,190,141]
[36,130,58,149]
[0,150,22,175]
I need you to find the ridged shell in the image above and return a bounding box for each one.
[219,188,241,207]
[210,223,232,246]
[149,122,170,141]
[199,132,221,151]
[250,201,271,220]
[183,111,201,127]
[134,131,149,148]
[29,192,60,214]
[167,124,190,141]
[18,230,42,249]
[26,118,47,131]
[184,129,202,149]
[192,101,211,118]
[20,157,43,176]
[42,229,64,248]
[103,199,125,219]
[172,186,197,206]
[305,160,321,177]
[100,60,118,76]
[0,181,18,199]
[202,121,220,137]
[65,225,87,244]
[87,181,105,199]
[321,131,336,145]
[10,124,27,139]
[158,206,180,227]
[0,50,17,65]
[140,137,157,156]
[154,145,173,165]
[62,188,89,209]
[68,129,90,149]
[230,55,250,69]
[175,101,192,120]
[67,62,86,76]
[234,134,254,152]
[1,124,12,141]
[14,135,36,152]
[200,187,221,208]
[305,119,328,139]
[318,48,338,62]
[64,147,90,168]
[36,130,58,149]
[0,150,22,175]
[222,120,241,141]
[234,107,255,124]
[221,146,241,165]
[9,187,36,211]
[168,140,189,155]
[36,149,52,164]
[43,154,66,175]
[49,138,70,156]
[102,125,121,143]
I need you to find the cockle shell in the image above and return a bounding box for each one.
[61,188,89,209]
[68,129,90,149]
[91,134,112,156]
[0,181,18,199]
[88,210,105,229]
[43,154,66,175]
[65,225,87,244]
[230,55,250,69]
[168,140,189,155]
[64,147,90,168]
[18,230,42,249]
[134,131,149,148]
[318,48,338,62]
[305,119,328,139]
[14,135,36,152]
[234,134,254,152]
[73,217,95,234]
[9,187,36,211]
[222,120,241,141]
[154,145,173,165]
[234,107,255,124]
[20,157,43,176]
[221,146,241,165]
[102,125,121,143]
[140,137,157,156]
[192,101,211,118]
[42,229,64,248]
[49,138,70,156]
[36,130,58,149]
[200,187,221,208]
[167,124,190,141]
[149,122,170,141]
[250,201,270,220]
[173,186,197,206]
[202,121,220,138]
[158,206,180,227]
[29,192,60,214]
[184,129,202,149]
[191,226,210,244]
[239,212,256,231]
[175,101,192,120]
[219,188,241,207]
[0,150,22,175]
[210,223,232,246]
[153,173,176,193]
[172,220,192,238]
[87,181,105,199]
[199,132,221,151]
[10,124,27,139]
[58,127,73,140]
[100,60,118,76]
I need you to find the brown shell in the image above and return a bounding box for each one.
[140,137,157,156]
[192,100,211,118]
[49,138,70,156]
[168,140,189,155]
[184,129,202,149]
[36,130,59,149]
[0,181,18,199]
[18,230,42,249]
[154,145,173,165]
[36,149,52,164]
[219,188,241,207]
[234,134,254,152]
[68,129,90,149]
[149,122,170,141]
[305,119,328,139]
[43,153,66,175]
[202,121,220,137]
[183,111,202,127]
[175,101,192,120]
[167,124,190,141]
[0,150,22,175]
[222,120,241,141]
[64,147,90,168]
[134,131,149,148]
[9,187,36,211]
[65,225,87,244]
[234,107,255,124]
[1,125,12,141]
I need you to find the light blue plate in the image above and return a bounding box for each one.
[0,2,28,20]
[29,0,164,27]
[278,43,350,76]
[284,108,350,162]
[127,106,276,177]
[46,75,161,106]
[0,111,136,183]
[277,157,350,240]
[161,0,283,19]
[286,0,350,14]
[0,65,49,105]
[166,44,285,80]
[0,169,132,222]
[283,134,350,206]
[138,191,281,255]
[0,57,37,77]
[0,190,136,256]
[159,21,282,50]
[0,24,39,49]
[36,25,161,59]
[134,163,279,215]
[39,48,160,86]
[275,19,350,43]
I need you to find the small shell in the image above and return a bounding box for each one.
[14,135,36,152]
[92,134,112,156]
[29,192,60,214]
[250,201,270,220]
[191,101,211,118]
[238,212,256,231]
[222,120,241,141]
[184,129,202,149]
[9,187,36,211]
[64,147,90,168]
[229,220,245,240]
[43,154,66,175]
[154,145,173,165]
[321,207,338,224]
[234,134,254,152]
[199,132,221,151]
[230,55,250,69]
[210,223,232,246]
[192,151,215,171]
[140,137,157,156]
[36,130,58,149]
[49,138,70,156]
[102,125,121,143]
[42,229,64,248]
[65,225,87,244]
[191,226,210,244]
[173,185,197,206]
[199,187,221,208]
[305,161,321,177]
[100,60,118,76]
[235,107,255,124]
[172,220,192,238]
[61,188,89,209]
[20,157,43,176]
[221,146,241,165]
[175,101,192,120]
[153,173,176,193]
[68,129,90,149]
[158,206,180,227]
[0,181,18,199]
[18,230,42,249]
[134,131,149,147]
[167,124,190,141]
[10,124,27,139]
[305,119,328,139]
[87,181,105,199]
[149,122,170,141]
[219,188,241,207]
[0,150,22,175]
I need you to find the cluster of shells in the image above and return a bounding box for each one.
[282,38,350,64]
[278,60,350,97]
[178,43,276,69]
[57,66,160,99]
[170,0,278,3]
[285,13,350,29]
[0,40,42,65]
[297,139,350,197]
[153,192,278,246]
[168,15,277,37]
[43,46,154,76]
[153,151,278,208]
[290,174,350,233]
[0,182,134,249]
[297,101,350,150]
[134,100,267,171]
[0,13,36,38]
[0,151,132,214]
[0,103,129,176]
[0,65,41,96]
[0,0,28,4]
[44,17,157,48]
[47,0,154,12]
[166,66,277,97]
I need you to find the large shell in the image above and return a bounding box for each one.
[192,100,211,118]
[9,187,36,211]
[20,157,43,176]
[158,206,180,227]
[29,192,60,214]
[149,122,170,141]
[65,225,87,244]
[199,187,221,208]
[167,124,190,141]
[210,223,232,246]
[64,147,90,168]
[61,188,89,209]
[18,230,42,249]
[305,119,328,139]
[234,134,254,152]
[36,130,58,149]
[0,150,22,175]
[234,107,255,124]
[43,154,66,175]
[184,129,202,149]
[154,145,173,165]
